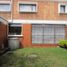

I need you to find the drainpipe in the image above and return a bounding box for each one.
[8,0,13,40]
[11,0,13,23]
[8,0,13,37]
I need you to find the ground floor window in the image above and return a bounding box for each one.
[32,24,65,44]
[9,23,22,35]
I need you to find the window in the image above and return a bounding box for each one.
[19,2,37,12]
[58,4,67,13]
[9,23,22,35]
[60,5,65,13]
[32,24,65,44]
[32,25,43,44]
[0,3,11,12]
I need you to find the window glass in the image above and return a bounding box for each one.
[19,4,36,12]
[9,23,22,35]
[32,24,65,44]
[44,35,54,44]
[0,4,11,11]
[60,5,66,13]
[32,24,43,35]
[32,35,43,44]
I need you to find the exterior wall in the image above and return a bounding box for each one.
[0,0,67,47]
[20,24,32,47]
[12,0,67,20]
[0,13,11,20]
[1,0,67,20]
[20,24,58,48]
[0,0,11,20]
[0,24,7,49]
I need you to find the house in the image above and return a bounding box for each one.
[0,0,67,48]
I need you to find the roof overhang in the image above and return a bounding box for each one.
[0,17,8,25]
[8,20,67,25]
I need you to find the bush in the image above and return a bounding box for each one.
[58,40,67,48]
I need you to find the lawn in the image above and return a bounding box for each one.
[0,47,67,67]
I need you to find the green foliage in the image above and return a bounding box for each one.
[58,40,67,47]
[0,48,67,67]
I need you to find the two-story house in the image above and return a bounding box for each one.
[0,0,67,48]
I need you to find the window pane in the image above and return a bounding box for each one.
[9,23,21,35]
[32,35,43,44]
[0,4,11,11]
[43,25,54,35]
[44,35,54,44]
[55,25,65,35]
[55,35,65,43]
[32,24,43,44]
[54,25,65,43]
[32,25,43,35]
[19,4,36,12]
[60,5,65,13]
[31,5,36,12]
[20,4,31,12]
[55,28,65,35]
[43,25,54,44]
[9,27,21,35]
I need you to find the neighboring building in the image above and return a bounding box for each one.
[0,0,67,47]
[0,17,8,51]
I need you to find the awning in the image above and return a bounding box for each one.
[0,17,8,25]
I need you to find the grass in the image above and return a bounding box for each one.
[0,47,67,67]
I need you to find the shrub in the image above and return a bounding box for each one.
[58,40,67,48]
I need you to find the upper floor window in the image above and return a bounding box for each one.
[58,3,67,13]
[0,1,11,12]
[19,2,37,13]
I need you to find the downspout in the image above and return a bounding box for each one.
[11,0,13,23]
[8,0,13,39]
[8,0,13,35]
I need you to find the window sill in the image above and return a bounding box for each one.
[59,12,67,14]
[0,11,11,12]
[19,11,37,13]
[8,35,23,38]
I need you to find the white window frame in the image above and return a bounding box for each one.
[0,1,11,12]
[58,3,67,14]
[18,2,38,13]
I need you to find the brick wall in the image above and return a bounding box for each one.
[0,0,67,20]
[21,24,32,47]
[11,0,67,20]
[0,23,7,49]
[0,0,67,48]
[20,24,58,47]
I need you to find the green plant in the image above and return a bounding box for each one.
[58,40,67,47]
[1,48,67,67]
